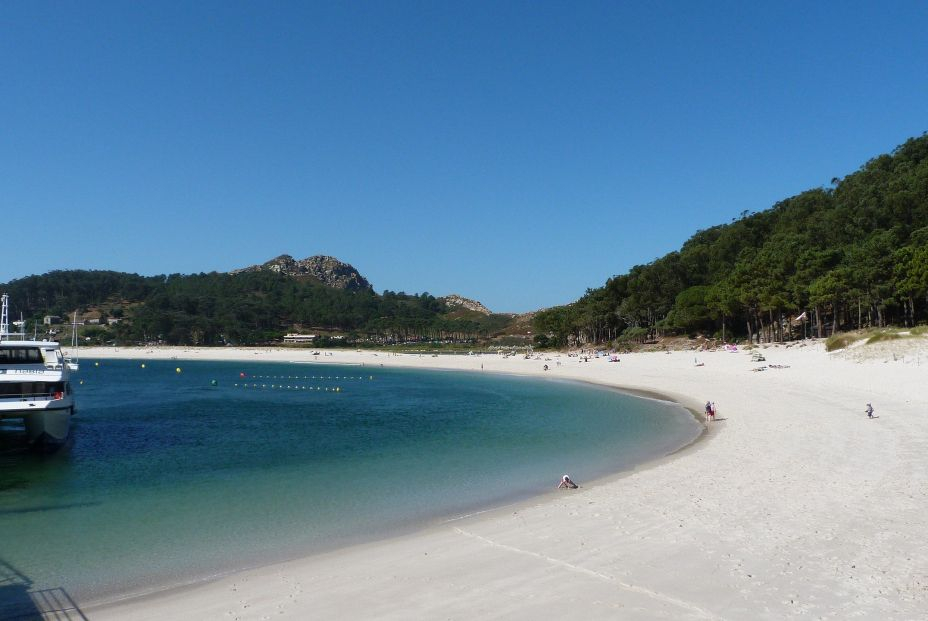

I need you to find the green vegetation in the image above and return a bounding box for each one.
[825,328,917,352]
[535,134,928,348]
[1,270,515,346]
[825,333,863,352]
[865,330,905,345]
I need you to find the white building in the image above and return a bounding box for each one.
[283,333,316,343]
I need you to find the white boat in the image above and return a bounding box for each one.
[0,293,75,449]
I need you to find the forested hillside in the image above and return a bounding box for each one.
[534,134,928,348]
[0,270,513,346]
[7,135,927,349]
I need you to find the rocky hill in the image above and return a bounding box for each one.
[440,294,492,315]
[231,255,372,292]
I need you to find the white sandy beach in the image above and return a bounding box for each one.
[73,341,928,620]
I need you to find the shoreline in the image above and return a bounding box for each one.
[72,348,708,608]
[74,342,928,619]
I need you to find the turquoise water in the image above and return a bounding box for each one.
[0,359,700,604]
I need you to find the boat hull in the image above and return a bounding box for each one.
[22,406,72,448]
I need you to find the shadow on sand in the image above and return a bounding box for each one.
[0,558,87,621]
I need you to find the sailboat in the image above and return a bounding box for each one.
[64,311,80,371]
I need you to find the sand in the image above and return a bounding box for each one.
[71,340,928,620]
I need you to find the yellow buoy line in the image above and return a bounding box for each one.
[80,363,376,388]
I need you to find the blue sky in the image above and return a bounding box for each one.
[2,2,926,312]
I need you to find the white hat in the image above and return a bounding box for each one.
[563,475,570,481]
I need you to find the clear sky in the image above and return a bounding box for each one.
[2,2,926,312]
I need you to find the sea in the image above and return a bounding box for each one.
[0,358,701,606]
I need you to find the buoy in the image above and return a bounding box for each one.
[336,387,341,392]
[94,362,99,367]
[175,367,181,373]
[141,363,146,369]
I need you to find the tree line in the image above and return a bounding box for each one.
[534,134,928,348]
[1,270,511,346]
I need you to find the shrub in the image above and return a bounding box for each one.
[866,331,904,345]
[825,332,862,352]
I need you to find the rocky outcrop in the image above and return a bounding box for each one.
[440,294,492,315]
[232,255,372,292]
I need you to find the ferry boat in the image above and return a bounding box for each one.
[0,294,75,449]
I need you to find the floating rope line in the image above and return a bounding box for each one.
[232,383,343,392]
[247,375,370,381]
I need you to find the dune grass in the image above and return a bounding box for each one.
[866,331,904,345]
[824,327,923,351]
[825,332,865,352]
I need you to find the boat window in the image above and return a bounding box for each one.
[0,347,44,365]
[0,381,65,397]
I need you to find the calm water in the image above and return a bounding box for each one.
[0,359,700,603]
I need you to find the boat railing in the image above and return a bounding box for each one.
[0,390,64,403]
[0,383,67,401]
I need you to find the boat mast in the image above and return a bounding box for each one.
[72,311,79,362]
[0,293,8,343]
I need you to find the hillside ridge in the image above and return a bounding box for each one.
[231,254,372,292]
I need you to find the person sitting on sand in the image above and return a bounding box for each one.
[558,474,578,489]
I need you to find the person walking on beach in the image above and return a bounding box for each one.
[866,403,874,419]
[558,474,578,489]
